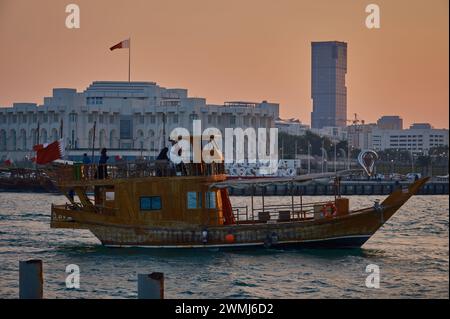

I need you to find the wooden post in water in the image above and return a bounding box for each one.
[19,259,43,299]
[138,272,164,299]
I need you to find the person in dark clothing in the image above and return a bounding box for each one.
[82,153,91,179]
[156,147,169,161]
[82,153,91,164]
[98,148,109,179]
[68,189,75,202]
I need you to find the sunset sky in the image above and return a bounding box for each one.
[0,0,448,128]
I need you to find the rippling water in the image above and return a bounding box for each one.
[0,193,448,299]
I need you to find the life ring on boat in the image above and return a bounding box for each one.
[225,233,235,244]
[322,202,337,218]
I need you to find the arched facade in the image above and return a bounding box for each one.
[110,130,118,149]
[148,129,156,151]
[136,129,145,150]
[0,130,6,151]
[19,129,27,150]
[41,129,48,144]
[99,129,107,148]
[51,128,59,142]
[9,130,17,150]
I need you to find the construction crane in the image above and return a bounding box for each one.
[347,113,365,126]
[345,113,366,166]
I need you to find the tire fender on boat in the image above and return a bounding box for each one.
[201,229,208,244]
[264,232,279,248]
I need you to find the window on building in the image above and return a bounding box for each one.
[87,97,103,105]
[187,191,202,209]
[120,116,133,139]
[99,114,104,124]
[88,114,93,123]
[150,115,156,124]
[109,115,115,124]
[173,114,179,124]
[230,116,236,125]
[69,113,77,123]
[140,196,162,211]
[139,115,144,124]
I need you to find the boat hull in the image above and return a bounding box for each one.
[85,207,385,249]
[103,235,372,249]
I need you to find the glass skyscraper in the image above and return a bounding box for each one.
[311,41,347,129]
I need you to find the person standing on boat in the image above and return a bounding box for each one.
[82,153,91,165]
[98,148,109,179]
[82,153,91,179]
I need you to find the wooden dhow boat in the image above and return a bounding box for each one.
[48,160,429,249]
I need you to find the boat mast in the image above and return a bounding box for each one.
[91,121,96,163]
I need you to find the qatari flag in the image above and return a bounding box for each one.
[36,139,65,165]
[110,39,130,51]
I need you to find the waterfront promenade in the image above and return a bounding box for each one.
[228,180,449,196]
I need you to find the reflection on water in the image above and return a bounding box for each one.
[0,193,448,298]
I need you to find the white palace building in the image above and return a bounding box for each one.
[0,81,279,162]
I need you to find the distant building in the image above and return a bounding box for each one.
[0,81,279,161]
[311,41,347,129]
[346,123,377,150]
[371,126,448,154]
[275,118,309,136]
[377,116,403,130]
[311,126,348,141]
[409,123,432,130]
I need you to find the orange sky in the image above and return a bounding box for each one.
[0,0,448,128]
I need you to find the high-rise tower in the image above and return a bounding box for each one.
[311,41,347,129]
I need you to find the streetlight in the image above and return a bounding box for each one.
[321,140,325,173]
[307,142,311,174]
[333,142,337,174]
[390,159,394,176]
[346,142,351,170]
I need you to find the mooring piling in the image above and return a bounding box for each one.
[19,259,43,299]
[137,272,164,299]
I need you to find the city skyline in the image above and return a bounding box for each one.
[0,0,448,129]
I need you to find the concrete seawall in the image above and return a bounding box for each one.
[228,181,449,196]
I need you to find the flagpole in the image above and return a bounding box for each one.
[128,37,131,82]
[37,122,40,145]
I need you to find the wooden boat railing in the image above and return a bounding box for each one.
[232,200,332,225]
[51,161,225,185]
